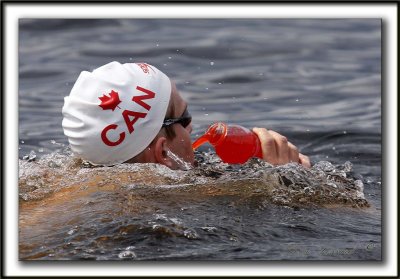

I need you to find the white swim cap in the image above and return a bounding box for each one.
[62,61,171,166]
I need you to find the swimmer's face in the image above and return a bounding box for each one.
[164,82,195,168]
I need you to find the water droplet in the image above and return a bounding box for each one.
[67,226,78,235]
[176,49,180,52]
[204,113,209,116]
[168,56,172,59]
[306,129,310,132]
[118,250,137,259]
[201,226,217,232]
[183,228,199,239]
[229,236,238,242]
[295,99,299,102]
[21,140,25,144]
[129,57,132,60]
[156,43,159,47]
[332,146,336,150]
[50,140,56,144]
[343,131,347,134]
[210,61,214,66]
[23,150,37,162]
[205,87,209,90]
[38,148,44,153]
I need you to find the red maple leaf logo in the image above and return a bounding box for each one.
[98,90,122,111]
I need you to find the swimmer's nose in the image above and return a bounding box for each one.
[187,123,193,134]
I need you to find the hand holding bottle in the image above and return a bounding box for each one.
[192,122,310,167]
[252,127,311,168]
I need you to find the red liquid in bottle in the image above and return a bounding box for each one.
[192,122,263,164]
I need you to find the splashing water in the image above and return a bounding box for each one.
[19,148,369,207]
[18,148,372,260]
[166,149,193,171]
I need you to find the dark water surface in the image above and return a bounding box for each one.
[18,19,381,260]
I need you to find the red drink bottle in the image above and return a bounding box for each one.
[192,122,263,164]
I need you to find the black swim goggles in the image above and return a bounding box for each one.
[162,107,192,128]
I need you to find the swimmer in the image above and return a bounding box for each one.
[62,61,311,170]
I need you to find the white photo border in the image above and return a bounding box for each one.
[4,2,397,277]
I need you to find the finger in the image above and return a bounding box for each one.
[299,153,311,168]
[252,127,278,164]
[268,130,290,164]
[288,142,300,163]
